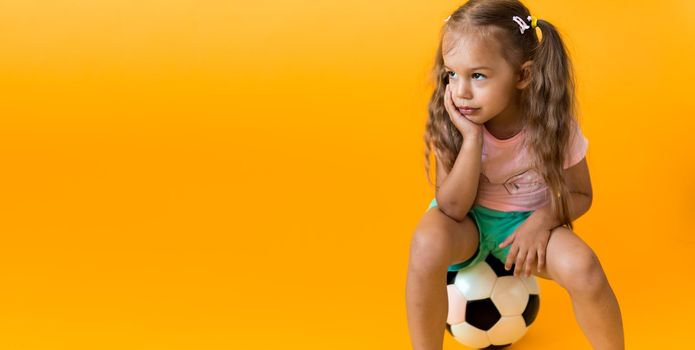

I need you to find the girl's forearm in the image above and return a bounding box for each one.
[528,191,592,230]
[436,135,483,222]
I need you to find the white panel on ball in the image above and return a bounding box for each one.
[446,284,467,325]
[453,262,497,300]
[490,276,529,316]
[487,316,528,345]
[520,275,540,294]
[450,322,491,349]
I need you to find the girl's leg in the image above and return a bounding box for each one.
[406,207,480,350]
[533,227,625,350]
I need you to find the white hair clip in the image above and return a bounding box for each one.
[512,15,532,34]
[444,15,451,22]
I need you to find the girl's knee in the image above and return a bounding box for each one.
[558,247,607,296]
[409,227,453,271]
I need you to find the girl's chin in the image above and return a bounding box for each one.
[463,114,484,124]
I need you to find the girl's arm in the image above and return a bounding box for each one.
[527,157,593,229]
[434,134,483,222]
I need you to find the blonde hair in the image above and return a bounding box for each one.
[424,0,579,229]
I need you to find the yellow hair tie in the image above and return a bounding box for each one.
[529,15,538,29]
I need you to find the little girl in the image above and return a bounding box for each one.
[405,1,625,349]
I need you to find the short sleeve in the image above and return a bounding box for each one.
[563,122,589,169]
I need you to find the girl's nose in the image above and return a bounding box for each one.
[452,80,473,100]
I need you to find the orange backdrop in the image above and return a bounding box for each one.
[0,0,693,349]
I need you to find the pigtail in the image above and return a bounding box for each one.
[521,18,576,230]
[424,35,463,190]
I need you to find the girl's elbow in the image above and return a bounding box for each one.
[437,200,471,223]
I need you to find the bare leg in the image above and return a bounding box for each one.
[405,253,448,350]
[568,273,625,350]
[536,227,625,350]
[405,208,479,350]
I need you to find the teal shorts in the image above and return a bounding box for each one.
[426,198,534,272]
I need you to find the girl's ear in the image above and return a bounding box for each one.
[516,60,533,89]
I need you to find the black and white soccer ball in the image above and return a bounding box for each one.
[446,254,541,349]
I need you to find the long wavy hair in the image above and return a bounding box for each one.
[424,0,579,229]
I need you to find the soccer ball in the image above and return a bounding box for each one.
[446,254,541,348]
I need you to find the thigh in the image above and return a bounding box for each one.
[412,206,480,267]
[532,226,595,282]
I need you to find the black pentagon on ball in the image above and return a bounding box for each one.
[483,345,511,349]
[485,254,514,277]
[446,270,457,285]
[465,298,501,331]
[522,294,540,326]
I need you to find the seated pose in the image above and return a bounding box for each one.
[405,1,625,349]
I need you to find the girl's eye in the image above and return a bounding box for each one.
[446,71,486,80]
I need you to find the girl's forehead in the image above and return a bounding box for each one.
[442,32,504,68]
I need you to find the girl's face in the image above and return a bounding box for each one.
[442,31,527,126]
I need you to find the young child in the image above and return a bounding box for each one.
[405,1,625,349]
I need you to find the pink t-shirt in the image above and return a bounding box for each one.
[475,122,589,212]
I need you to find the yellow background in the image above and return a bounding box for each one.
[0,0,693,348]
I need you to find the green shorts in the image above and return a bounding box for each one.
[426,198,534,272]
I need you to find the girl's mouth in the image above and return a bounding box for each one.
[458,107,479,114]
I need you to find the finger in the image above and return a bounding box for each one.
[443,86,462,119]
[444,84,452,111]
[523,251,535,278]
[514,248,526,277]
[505,244,519,271]
[499,233,516,249]
[443,86,454,117]
[537,245,546,273]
